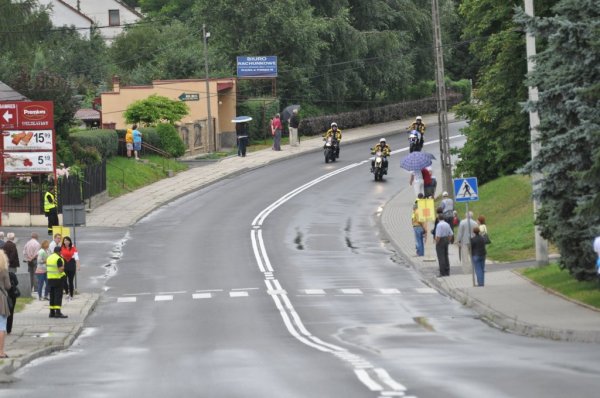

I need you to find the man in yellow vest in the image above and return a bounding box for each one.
[44,188,59,236]
[46,247,68,318]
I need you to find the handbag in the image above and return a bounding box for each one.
[482,233,491,245]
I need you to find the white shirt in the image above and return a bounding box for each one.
[594,236,600,257]
[411,170,423,182]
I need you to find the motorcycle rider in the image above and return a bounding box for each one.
[407,116,426,149]
[323,122,342,158]
[371,138,391,174]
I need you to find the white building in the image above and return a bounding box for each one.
[40,0,143,44]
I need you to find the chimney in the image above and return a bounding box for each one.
[112,75,120,93]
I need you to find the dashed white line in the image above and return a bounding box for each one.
[379,288,401,295]
[154,295,173,301]
[416,287,437,294]
[304,289,326,295]
[117,297,136,303]
[192,293,212,299]
[229,291,249,298]
[340,288,363,295]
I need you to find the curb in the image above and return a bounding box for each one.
[0,293,100,379]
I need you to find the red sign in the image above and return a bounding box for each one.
[0,101,54,129]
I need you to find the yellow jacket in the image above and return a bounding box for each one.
[371,143,391,156]
[323,128,342,141]
[125,129,133,143]
[408,121,426,134]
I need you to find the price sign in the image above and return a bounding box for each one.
[3,151,54,173]
[2,130,54,151]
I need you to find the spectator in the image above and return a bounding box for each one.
[60,237,80,301]
[594,235,600,276]
[434,214,454,277]
[409,169,424,198]
[270,114,282,151]
[2,233,19,273]
[0,232,5,250]
[23,232,41,292]
[44,188,59,236]
[236,122,249,157]
[49,233,62,253]
[132,124,143,160]
[412,204,427,256]
[440,191,454,228]
[288,108,300,147]
[471,227,488,286]
[423,166,436,198]
[125,126,134,158]
[0,251,11,358]
[478,215,491,244]
[457,211,479,273]
[36,240,51,300]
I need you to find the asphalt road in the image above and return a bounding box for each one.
[4,122,600,398]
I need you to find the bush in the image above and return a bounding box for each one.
[70,129,118,158]
[156,123,185,157]
[138,127,161,147]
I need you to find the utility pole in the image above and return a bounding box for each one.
[431,0,452,196]
[524,0,549,266]
[202,24,215,152]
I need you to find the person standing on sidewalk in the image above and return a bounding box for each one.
[288,108,300,147]
[44,188,59,236]
[471,227,488,286]
[412,204,427,256]
[60,237,80,301]
[409,169,424,198]
[2,233,19,273]
[23,232,41,293]
[46,247,68,318]
[457,212,478,273]
[434,214,453,277]
[594,235,600,275]
[0,251,12,358]
[0,232,5,250]
[49,233,62,253]
[36,240,50,300]
[270,114,282,151]
[236,122,249,157]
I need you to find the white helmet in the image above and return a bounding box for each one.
[416,116,422,121]
[331,122,337,127]
[379,138,386,143]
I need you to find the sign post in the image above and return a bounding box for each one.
[453,177,479,286]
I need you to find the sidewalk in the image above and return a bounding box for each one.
[3,112,599,377]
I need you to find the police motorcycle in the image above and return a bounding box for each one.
[371,150,387,181]
[323,136,338,163]
[408,130,422,153]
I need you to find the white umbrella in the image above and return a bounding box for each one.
[231,116,252,123]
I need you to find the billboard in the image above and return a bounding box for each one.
[237,56,277,78]
[0,101,54,129]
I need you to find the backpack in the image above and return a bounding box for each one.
[8,271,20,298]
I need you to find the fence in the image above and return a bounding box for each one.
[0,160,106,215]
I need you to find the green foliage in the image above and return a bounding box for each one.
[237,99,280,143]
[124,94,189,125]
[156,123,185,157]
[70,129,118,159]
[138,127,161,148]
[516,0,600,280]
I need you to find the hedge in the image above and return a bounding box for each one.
[70,129,118,158]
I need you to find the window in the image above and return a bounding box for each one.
[108,10,120,26]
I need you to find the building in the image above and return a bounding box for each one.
[39,0,143,44]
[100,77,237,154]
[0,81,28,101]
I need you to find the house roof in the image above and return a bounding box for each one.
[56,0,94,24]
[0,81,28,101]
[74,108,101,121]
[115,0,144,18]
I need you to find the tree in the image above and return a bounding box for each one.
[517,0,600,279]
[124,94,189,125]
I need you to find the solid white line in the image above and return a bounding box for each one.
[251,229,266,273]
[232,287,260,290]
[124,292,152,296]
[195,289,223,292]
[354,369,383,391]
[117,297,136,303]
[154,295,173,301]
[229,291,248,298]
[157,290,186,295]
[258,229,274,272]
[375,368,407,392]
[192,293,212,299]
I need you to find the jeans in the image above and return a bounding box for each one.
[36,273,48,298]
[413,226,425,256]
[472,255,486,286]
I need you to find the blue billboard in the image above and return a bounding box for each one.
[237,56,278,78]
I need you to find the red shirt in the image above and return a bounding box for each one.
[60,246,77,262]
[422,168,432,185]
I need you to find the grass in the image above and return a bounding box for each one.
[15,297,34,313]
[520,264,600,309]
[107,155,188,197]
[442,174,537,262]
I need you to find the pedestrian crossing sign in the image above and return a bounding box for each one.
[453,177,479,202]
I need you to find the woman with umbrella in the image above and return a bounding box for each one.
[232,116,252,157]
[401,151,434,198]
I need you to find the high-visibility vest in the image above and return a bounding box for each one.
[46,253,64,279]
[44,191,57,212]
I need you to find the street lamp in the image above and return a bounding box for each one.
[202,24,215,152]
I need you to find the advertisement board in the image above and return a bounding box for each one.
[0,101,54,130]
[2,130,53,151]
[237,56,278,78]
[3,151,54,173]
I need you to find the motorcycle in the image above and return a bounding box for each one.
[371,150,387,181]
[408,130,422,153]
[323,136,338,163]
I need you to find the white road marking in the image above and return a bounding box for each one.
[117,297,136,303]
[157,290,186,295]
[304,289,326,295]
[375,368,407,392]
[354,369,383,391]
[267,289,287,295]
[192,293,212,299]
[416,287,437,294]
[341,288,363,295]
[154,295,173,301]
[232,287,260,290]
[229,291,248,298]
[379,288,401,294]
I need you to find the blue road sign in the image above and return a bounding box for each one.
[237,56,278,78]
[453,177,479,202]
